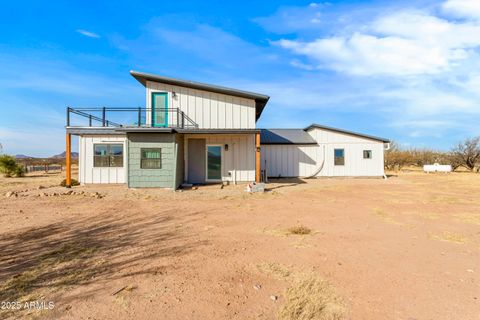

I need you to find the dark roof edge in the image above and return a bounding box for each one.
[261,142,318,145]
[130,70,270,121]
[130,70,269,101]
[304,124,390,143]
[66,127,125,135]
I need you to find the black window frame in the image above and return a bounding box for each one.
[141,148,162,169]
[93,144,123,168]
[363,150,372,159]
[334,148,345,166]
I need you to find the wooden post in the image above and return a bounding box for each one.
[65,133,72,188]
[255,132,261,183]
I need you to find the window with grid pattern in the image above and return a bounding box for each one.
[141,148,162,169]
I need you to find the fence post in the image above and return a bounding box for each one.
[138,107,141,127]
[89,114,92,126]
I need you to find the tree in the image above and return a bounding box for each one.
[384,141,414,171]
[450,136,480,172]
[0,155,25,177]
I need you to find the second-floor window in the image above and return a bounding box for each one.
[94,144,123,167]
[363,150,372,159]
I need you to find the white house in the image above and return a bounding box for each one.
[64,70,389,188]
[260,125,389,178]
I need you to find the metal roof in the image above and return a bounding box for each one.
[304,123,390,143]
[130,70,270,121]
[260,129,317,145]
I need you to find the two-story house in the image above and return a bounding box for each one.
[64,70,389,188]
[66,71,267,189]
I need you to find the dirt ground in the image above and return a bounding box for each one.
[0,170,479,320]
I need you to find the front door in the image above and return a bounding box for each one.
[151,92,168,127]
[188,139,206,184]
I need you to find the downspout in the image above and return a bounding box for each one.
[305,145,326,179]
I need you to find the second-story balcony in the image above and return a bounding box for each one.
[66,107,199,129]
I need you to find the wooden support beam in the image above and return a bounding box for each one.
[65,133,72,188]
[255,132,261,183]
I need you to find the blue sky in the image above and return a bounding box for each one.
[1,0,480,156]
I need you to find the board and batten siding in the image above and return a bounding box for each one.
[307,128,385,177]
[146,81,256,129]
[184,134,256,182]
[261,128,385,178]
[261,145,320,178]
[78,135,127,184]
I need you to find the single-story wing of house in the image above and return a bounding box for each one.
[64,70,390,188]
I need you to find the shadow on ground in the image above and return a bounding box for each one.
[0,209,205,308]
[265,178,307,190]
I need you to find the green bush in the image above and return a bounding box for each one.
[0,155,25,177]
[60,178,80,187]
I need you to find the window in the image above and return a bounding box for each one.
[206,145,222,180]
[94,144,123,167]
[334,149,344,166]
[141,148,162,169]
[363,150,372,159]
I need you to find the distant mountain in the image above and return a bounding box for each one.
[51,151,79,159]
[15,154,35,159]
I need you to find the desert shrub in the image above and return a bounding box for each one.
[384,142,414,171]
[384,141,470,172]
[0,155,25,177]
[279,274,346,320]
[60,178,80,187]
[287,225,312,235]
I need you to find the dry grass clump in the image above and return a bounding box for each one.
[256,263,347,320]
[372,209,402,225]
[454,213,480,225]
[429,231,467,244]
[257,262,291,279]
[279,274,346,320]
[287,225,312,235]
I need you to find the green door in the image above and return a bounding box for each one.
[151,92,168,127]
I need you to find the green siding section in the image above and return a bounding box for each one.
[128,133,176,188]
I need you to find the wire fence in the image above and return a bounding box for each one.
[25,165,63,173]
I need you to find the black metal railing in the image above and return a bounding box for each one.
[66,107,199,129]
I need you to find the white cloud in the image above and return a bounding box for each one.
[76,29,100,38]
[277,10,480,76]
[442,0,480,20]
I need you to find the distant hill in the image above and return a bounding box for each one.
[51,151,79,159]
[15,154,35,159]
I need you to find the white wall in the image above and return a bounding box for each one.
[184,134,255,182]
[79,135,127,184]
[261,145,320,177]
[261,128,386,178]
[307,128,385,177]
[146,81,256,129]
